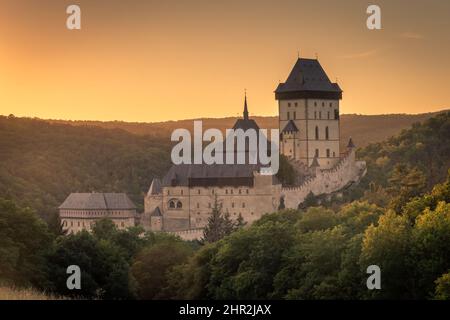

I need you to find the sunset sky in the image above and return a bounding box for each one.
[0,0,449,122]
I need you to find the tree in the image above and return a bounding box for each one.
[130,240,193,299]
[434,272,450,300]
[0,199,53,287]
[202,196,236,243]
[46,231,135,299]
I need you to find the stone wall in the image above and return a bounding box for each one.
[282,149,366,209]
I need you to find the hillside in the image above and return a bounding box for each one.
[0,116,172,222]
[48,110,448,149]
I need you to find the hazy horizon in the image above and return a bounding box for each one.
[1,0,449,122]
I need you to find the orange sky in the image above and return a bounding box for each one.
[0,0,449,122]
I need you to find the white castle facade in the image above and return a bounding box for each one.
[142,58,366,240]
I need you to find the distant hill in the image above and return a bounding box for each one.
[0,116,172,221]
[48,110,448,149]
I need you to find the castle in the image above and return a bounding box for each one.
[142,58,367,240]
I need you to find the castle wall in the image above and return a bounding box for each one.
[60,209,136,234]
[282,149,366,209]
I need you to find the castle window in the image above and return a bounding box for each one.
[329,102,332,107]
[239,189,241,194]
[181,189,183,195]
[121,222,124,227]
[232,203,235,208]
[287,112,290,120]
[231,189,234,194]
[319,111,322,119]
[176,201,182,209]
[288,102,291,107]
[208,203,211,208]
[314,111,317,119]
[325,126,329,140]
[315,126,319,140]
[322,102,325,107]
[327,149,330,157]
[197,203,200,208]
[315,149,319,157]
[198,189,200,195]
[71,221,73,227]
[295,102,298,107]
[314,102,317,106]
[167,190,170,195]
[293,111,296,119]
[333,151,336,157]
[242,202,245,208]
[169,200,175,209]
[327,111,330,119]
[246,189,249,194]
[226,189,228,194]
[212,189,215,194]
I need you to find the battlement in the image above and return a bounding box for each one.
[282,149,366,209]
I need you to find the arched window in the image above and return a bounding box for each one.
[176,201,182,209]
[315,126,319,140]
[325,126,329,140]
[169,200,175,209]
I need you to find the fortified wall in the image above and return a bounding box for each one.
[282,148,367,209]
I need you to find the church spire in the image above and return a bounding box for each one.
[243,91,249,120]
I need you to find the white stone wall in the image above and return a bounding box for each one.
[279,99,340,169]
[282,149,366,209]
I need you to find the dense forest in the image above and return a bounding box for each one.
[0,115,172,224]
[0,112,449,299]
[51,110,446,149]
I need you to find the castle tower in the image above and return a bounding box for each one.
[275,58,342,169]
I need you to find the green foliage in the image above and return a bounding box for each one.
[434,272,450,300]
[130,239,194,299]
[202,196,241,243]
[276,155,296,186]
[0,116,172,222]
[0,198,53,287]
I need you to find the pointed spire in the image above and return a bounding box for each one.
[347,137,355,149]
[310,155,320,168]
[243,90,249,120]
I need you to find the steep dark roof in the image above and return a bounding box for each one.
[282,120,299,133]
[151,207,162,217]
[232,94,260,131]
[59,193,136,210]
[161,163,279,187]
[147,178,162,195]
[275,58,342,100]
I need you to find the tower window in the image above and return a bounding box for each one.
[322,102,325,107]
[329,102,332,107]
[315,149,319,157]
[326,149,330,157]
[198,189,201,194]
[293,111,296,119]
[287,112,290,120]
[314,111,317,119]
[325,126,329,140]
[319,112,322,119]
[288,102,291,107]
[315,126,319,140]
[294,102,298,107]
[314,102,317,106]
[327,111,330,119]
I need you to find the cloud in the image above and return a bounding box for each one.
[339,49,378,59]
[399,32,425,40]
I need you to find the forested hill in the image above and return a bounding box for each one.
[0,116,172,222]
[49,110,448,149]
